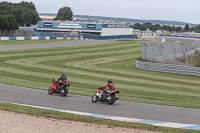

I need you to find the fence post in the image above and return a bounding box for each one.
[185,45,188,65]
[151,43,153,62]
[143,42,147,60]
[161,43,164,62]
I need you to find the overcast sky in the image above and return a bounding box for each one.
[4,0,200,24]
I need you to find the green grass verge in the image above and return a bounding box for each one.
[0,102,197,133]
[0,39,82,46]
[0,40,200,109]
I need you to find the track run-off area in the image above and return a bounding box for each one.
[0,40,200,130]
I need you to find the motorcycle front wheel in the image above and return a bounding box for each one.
[60,87,68,97]
[48,86,53,95]
[91,95,98,103]
[107,94,116,105]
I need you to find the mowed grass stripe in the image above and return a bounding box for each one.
[5,52,200,93]
[3,55,200,96]
[0,41,141,56]
[4,53,200,93]
[0,40,199,108]
[2,60,200,96]
[1,41,198,85]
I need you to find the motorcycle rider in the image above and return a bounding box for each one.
[98,79,115,99]
[56,73,67,90]
[101,79,115,91]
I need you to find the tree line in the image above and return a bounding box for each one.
[133,22,200,33]
[0,1,73,31]
[0,15,18,30]
[0,1,40,30]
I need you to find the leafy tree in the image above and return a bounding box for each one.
[21,8,40,26]
[151,24,161,31]
[190,26,195,32]
[16,1,36,10]
[0,15,8,30]
[176,26,182,32]
[7,15,18,30]
[133,23,142,30]
[162,25,169,31]
[11,7,23,25]
[184,24,190,32]
[195,24,200,33]
[142,22,152,30]
[0,15,18,30]
[171,26,176,32]
[133,22,184,32]
[0,1,13,15]
[0,1,40,26]
[54,6,73,21]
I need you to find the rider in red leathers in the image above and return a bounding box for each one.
[101,79,115,91]
[97,79,115,99]
[56,73,67,89]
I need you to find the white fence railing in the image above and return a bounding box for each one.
[136,60,200,76]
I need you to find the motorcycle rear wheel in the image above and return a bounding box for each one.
[107,94,116,105]
[61,87,68,97]
[91,95,98,103]
[48,87,53,95]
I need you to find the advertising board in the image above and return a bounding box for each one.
[44,22,53,27]
[87,24,96,29]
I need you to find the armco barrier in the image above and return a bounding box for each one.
[0,36,75,41]
[159,34,200,39]
[0,35,137,41]
[24,37,32,40]
[136,33,200,39]
[39,36,46,40]
[136,33,159,36]
[31,36,39,40]
[9,37,16,40]
[136,60,200,76]
[50,36,56,39]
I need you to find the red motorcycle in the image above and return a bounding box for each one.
[91,88,120,105]
[48,78,70,97]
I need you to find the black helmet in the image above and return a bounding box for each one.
[108,79,112,84]
[62,73,66,76]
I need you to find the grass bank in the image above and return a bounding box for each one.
[0,102,197,133]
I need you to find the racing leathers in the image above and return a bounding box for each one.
[101,82,115,91]
[57,74,67,89]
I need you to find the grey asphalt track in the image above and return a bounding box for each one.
[0,40,110,50]
[0,84,200,125]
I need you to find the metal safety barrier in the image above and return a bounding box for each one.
[136,60,200,76]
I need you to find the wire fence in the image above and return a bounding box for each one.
[0,30,80,38]
[0,30,32,37]
[141,41,200,66]
[33,31,80,37]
